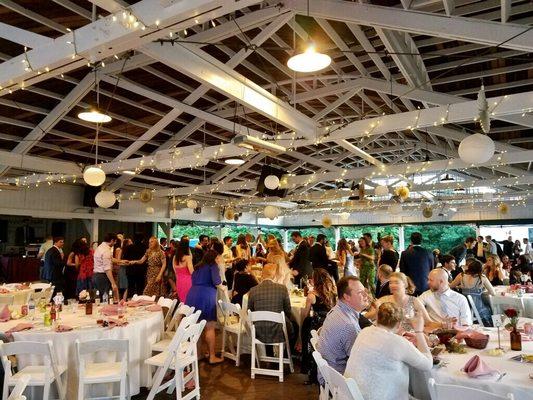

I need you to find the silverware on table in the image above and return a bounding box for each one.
[496,372,507,381]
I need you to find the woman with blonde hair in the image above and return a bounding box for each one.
[337,238,356,277]
[266,238,291,287]
[484,254,505,286]
[365,272,438,332]
[130,236,166,298]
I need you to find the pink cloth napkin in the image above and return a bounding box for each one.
[0,288,10,294]
[126,299,155,307]
[5,322,33,334]
[455,329,488,341]
[107,318,129,328]
[145,304,162,312]
[100,304,120,316]
[55,324,73,332]
[462,355,498,378]
[0,305,10,322]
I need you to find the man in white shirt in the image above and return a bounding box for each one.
[485,235,497,255]
[419,269,473,326]
[222,236,234,266]
[93,233,120,301]
[523,238,532,262]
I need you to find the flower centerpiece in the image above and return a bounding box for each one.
[78,290,90,303]
[504,308,521,351]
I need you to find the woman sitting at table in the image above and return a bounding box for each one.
[231,259,258,306]
[365,272,438,332]
[186,249,224,364]
[450,259,495,326]
[346,302,432,400]
[266,239,292,288]
[501,255,512,280]
[299,268,336,384]
[130,236,166,298]
[484,255,505,286]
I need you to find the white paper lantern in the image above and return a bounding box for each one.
[482,192,493,201]
[264,205,280,220]
[422,206,433,219]
[388,203,402,215]
[145,206,155,214]
[264,175,280,190]
[224,208,236,220]
[186,199,198,209]
[375,185,389,197]
[83,166,106,187]
[340,212,351,221]
[95,190,116,208]
[322,215,333,228]
[458,133,495,164]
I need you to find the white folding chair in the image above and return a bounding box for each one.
[0,340,66,400]
[313,351,333,400]
[157,297,177,332]
[248,310,294,382]
[145,320,206,400]
[75,339,130,400]
[131,294,156,302]
[467,295,484,326]
[0,296,14,306]
[428,378,514,400]
[6,375,29,400]
[42,287,54,303]
[218,300,246,366]
[151,308,199,354]
[488,295,525,316]
[29,283,51,291]
[310,329,319,352]
[325,361,365,400]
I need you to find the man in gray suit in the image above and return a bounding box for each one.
[247,264,297,350]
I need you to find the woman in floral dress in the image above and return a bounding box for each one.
[130,236,166,298]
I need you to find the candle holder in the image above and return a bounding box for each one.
[491,314,504,350]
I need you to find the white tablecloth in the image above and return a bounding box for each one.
[1,304,163,399]
[0,285,34,305]
[493,286,533,318]
[411,319,533,400]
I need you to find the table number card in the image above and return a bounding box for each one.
[491,314,504,327]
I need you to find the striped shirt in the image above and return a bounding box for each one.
[317,300,363,376]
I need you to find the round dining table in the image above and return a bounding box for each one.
[410,318,533,400]
[0,303,163,399]
[492,285,533,318]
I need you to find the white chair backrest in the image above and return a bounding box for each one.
[157,297,176,310]
[466,295,484,326]
[489,295,525,315]
[248,310,285,324]
[43,286,54,303]
[30,282,51,291]
[132,294,156,302]
[218,300,242,323]
[7,375,29,400]
[166,303,195,333]
[313,352,332,398]
[76,339,129,386]
[0,340,55,383]
[310,331,319,352]
[326,362,365,400]
[176,303,195,317]
[428,378,514,400]
[0,295,14,305]
[159,320,206,373]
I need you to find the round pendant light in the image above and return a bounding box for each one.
[264,174,280,190]
[321,215,333,228]
[186,199,198,209]
[78,109,112,123]
[264,205,280,220]
[458,133,495,164]
[224,157,245,165]
[83,166,106,187]
[145,206,155,214]
[287,41,331,73]
[95,190,116,208]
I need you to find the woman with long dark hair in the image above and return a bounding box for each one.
[186,249,224,364]
[235,234,251,260]
[174,238,193,303]
[299,268,337,383]
[356,237,376,294]
[66,238,94,296]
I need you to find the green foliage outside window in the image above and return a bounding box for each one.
[340,225,400,245]
[158,224,217,241]
[404,224,476,254]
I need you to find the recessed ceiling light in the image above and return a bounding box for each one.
[224,158,245,165]
[78,109,112,123]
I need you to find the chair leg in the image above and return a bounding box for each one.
[77,381,84,400]
[251,342,256,379]
[43,381,50,400]
[147,366,166,400]
[221,327,226,359]
[278,343,284,383]
[127,373,131,400]
[235,331,241,367]
[120,374,126,400]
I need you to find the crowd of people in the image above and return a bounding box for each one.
[35,228,533,399]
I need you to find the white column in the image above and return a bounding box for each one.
[334,226,341,250]
[283,229,289,252]
[398,226,405,252]
[91,218,99,244]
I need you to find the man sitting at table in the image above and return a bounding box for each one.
[316,276,372,378]
[418,269,472,327]
[247,264,298,351]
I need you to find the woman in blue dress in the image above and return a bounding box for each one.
[185,249,224,364]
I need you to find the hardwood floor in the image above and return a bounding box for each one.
[133,354,318,400]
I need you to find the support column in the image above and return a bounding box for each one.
[334,227,341,250]
[283,229,289,252]
[398,226,405,253]
[91,218,99,244]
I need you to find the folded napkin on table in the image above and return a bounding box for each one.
[145,304,162,312]
[5,322,33,334]
[55,324,73,332]
[462,355,498,378]
[107,318,128,327]
[455,329,488,341]
[126,299,155,307]
[100,304,120,316]
[0,288,11,294]
[0,305,10,322]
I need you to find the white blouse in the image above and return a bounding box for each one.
[345,325,432,400]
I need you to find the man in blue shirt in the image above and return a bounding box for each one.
[316,276,372,378]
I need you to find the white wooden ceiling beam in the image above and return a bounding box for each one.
[0,22,53,48]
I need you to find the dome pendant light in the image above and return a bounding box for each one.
[78,71,112,123]
[287,41,331,73]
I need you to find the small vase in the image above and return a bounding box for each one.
[510,327,522,351]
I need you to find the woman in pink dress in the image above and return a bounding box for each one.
[174,238,193,303]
